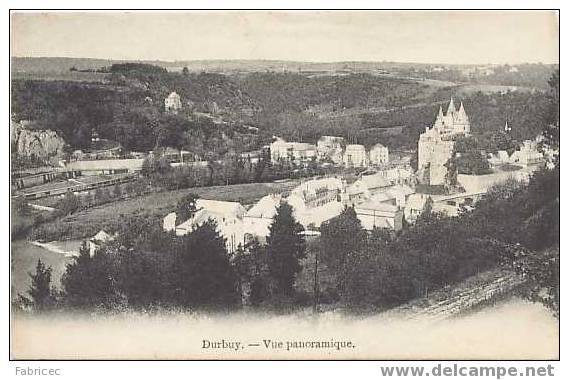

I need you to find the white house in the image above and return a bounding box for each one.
[317,136,345,164]
[404,193,431,224]
[289,177,344,208]
[343,144,368,167]
[369,184,415,208]
[243,178,346,239]
[354,201,403,231]
[243,194,283,242]
[165,92,182,113]
[270,138,317,164]
[375,167,416,186]
[88,230,115,257]
[510,140,544,167]
[369,143,389,166]
[163,199,247,253]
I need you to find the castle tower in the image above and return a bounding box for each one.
[457,102,467,120]
[418,97,471,186]
[455,101,470,134]
[434,106,444,129]
[446,97,456,115]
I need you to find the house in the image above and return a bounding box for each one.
[369,184,415,208]
[428,169,536,218]
[369,143,389,166]
[88,230,115,257]
[165,92,182,113]
[510,140,544,167]
[293,200,345,230]
[404,194,431,223]
[345,173,398,207]
[354,200,403,231]
[343,144,367,167]
[269,138,317,164]
[375,166,415,186]
[287,177,345,229]
[239,148,269,164]
[161,147,193,163]
[317,136,345,164]
[243,194,283,242]
[348,173,391,200]
[244,178,346,239]
[345,180,368,205]
[289,177,344,208]
[163,199,247,253]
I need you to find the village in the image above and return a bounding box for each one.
[12,92,552,262]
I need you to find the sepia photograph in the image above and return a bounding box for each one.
[9,10,560,360]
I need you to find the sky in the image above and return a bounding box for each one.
[10,11,559,65]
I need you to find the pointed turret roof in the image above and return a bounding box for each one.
[446,97,456,115]
[434,105,444,129]
[457,101,468,119]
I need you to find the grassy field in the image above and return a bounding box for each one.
[32,179,302,241]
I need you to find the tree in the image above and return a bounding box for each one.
[176,193,199,222]
[266,201,306,296]
[503,244,559,319]
[182,66,190,76]
[320,206,366,272]
[61,242,117,309]
[25,259,55,311]
[452,135,490,175]
[175,220,239,307]
[233,238,270,306]
[541,70,559,151]
[541,70,559,168]
[57,190,81,215]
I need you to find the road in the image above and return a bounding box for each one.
[390,268,525,322]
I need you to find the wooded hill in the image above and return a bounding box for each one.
[11,61,556,156]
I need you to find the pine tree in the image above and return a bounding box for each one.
[27,259,54,311]
[175,220,239,307]
[266,201,306,297]
[61,242,116,309]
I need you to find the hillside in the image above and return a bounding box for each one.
[11,59,556,156]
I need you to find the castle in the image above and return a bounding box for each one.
[418,98,471,186]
